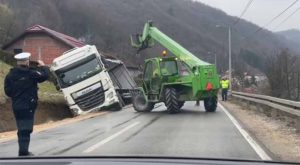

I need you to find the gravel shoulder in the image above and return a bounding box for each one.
[221,100,300,162]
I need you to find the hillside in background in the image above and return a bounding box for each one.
[0,0,299,74]
[278,29,300,45]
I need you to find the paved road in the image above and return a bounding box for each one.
[0,101,260,160]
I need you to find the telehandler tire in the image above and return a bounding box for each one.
[132,94,154,112]
[178,101,185,109]
[165,87,180,114]
[204,96,217,112]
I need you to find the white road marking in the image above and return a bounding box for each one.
[218,103,272,160]
[83,122,140,153]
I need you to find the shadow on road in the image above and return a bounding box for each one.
[132,108,218,116]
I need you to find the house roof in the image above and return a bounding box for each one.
[2,25,85,49]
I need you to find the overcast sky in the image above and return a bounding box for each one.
[196,0,300,32]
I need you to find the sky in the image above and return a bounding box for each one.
[196,0,300,32]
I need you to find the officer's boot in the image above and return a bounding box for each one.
[18,130,33,156]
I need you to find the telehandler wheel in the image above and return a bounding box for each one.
[165,87,180,114]
[132,94,154,112]
[178,101,185,109]
[204,96,217,112]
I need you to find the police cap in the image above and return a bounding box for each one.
[14,52,31,61]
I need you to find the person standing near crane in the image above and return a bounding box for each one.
[220,77,230,101]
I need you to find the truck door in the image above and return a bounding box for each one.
[151,60,161,93]
[144,60,160,94]
[143,61,153,94]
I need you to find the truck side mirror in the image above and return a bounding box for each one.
[56,85,61,91]
[54,80,61,91]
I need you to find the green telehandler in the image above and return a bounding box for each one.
[131,21,220,113]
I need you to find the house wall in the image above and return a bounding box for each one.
[4,33,72,65]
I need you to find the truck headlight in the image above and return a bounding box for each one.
[71,93,78,99]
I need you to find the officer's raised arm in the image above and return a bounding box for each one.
[30,60,49,83]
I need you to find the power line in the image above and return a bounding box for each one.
[253,0,298,34]
[247,0,299,38]
[233,0,254,26]
[273,6,300,31]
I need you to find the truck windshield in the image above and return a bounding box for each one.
[55,54,102,88]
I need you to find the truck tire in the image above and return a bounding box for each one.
[117,92,126,107]
[204,96,217,112]
[132,94,154,112]
[110,103,122,111]
[165,87,180,114]
[178,101,185,109]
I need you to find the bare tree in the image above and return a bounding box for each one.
[266,49,298,100]
[0,4,16,46]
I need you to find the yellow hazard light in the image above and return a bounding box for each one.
[162,50,167,56]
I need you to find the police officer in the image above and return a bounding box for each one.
[220,77,230,101]
[4,52,49,156]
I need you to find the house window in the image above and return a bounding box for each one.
[13,48,23,54]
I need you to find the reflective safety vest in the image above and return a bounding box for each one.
[220,80,229,89]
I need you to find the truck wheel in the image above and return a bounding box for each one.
[70,110,80,117]
[165,87,180,114]
[110,103,122,111]
[204,96,217,112]
[117,92,126,107]
[178,101,185,109]
[132,94,154,112]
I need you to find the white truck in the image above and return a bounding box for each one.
[50,45,135,115]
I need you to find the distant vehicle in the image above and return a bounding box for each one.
[50,45,136,116]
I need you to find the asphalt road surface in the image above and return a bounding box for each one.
[0,101,262,160]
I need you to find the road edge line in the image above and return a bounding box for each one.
[83,121,140,153]
[218,103,272,160]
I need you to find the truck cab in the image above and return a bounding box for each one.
[50,45,120,115]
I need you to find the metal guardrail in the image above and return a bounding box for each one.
[231,91,300,132]
[232,91,300,110]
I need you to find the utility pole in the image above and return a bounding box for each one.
[228,27,232,94]
[215,24,232,90]
[214,52,217,66]
[297,71,300,101]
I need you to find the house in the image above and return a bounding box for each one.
[1,25,140,78]
[2,25,85,64]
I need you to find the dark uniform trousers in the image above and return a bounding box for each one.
[222,88,228,101]
[4,66,48,156]
[13,108,35,155]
